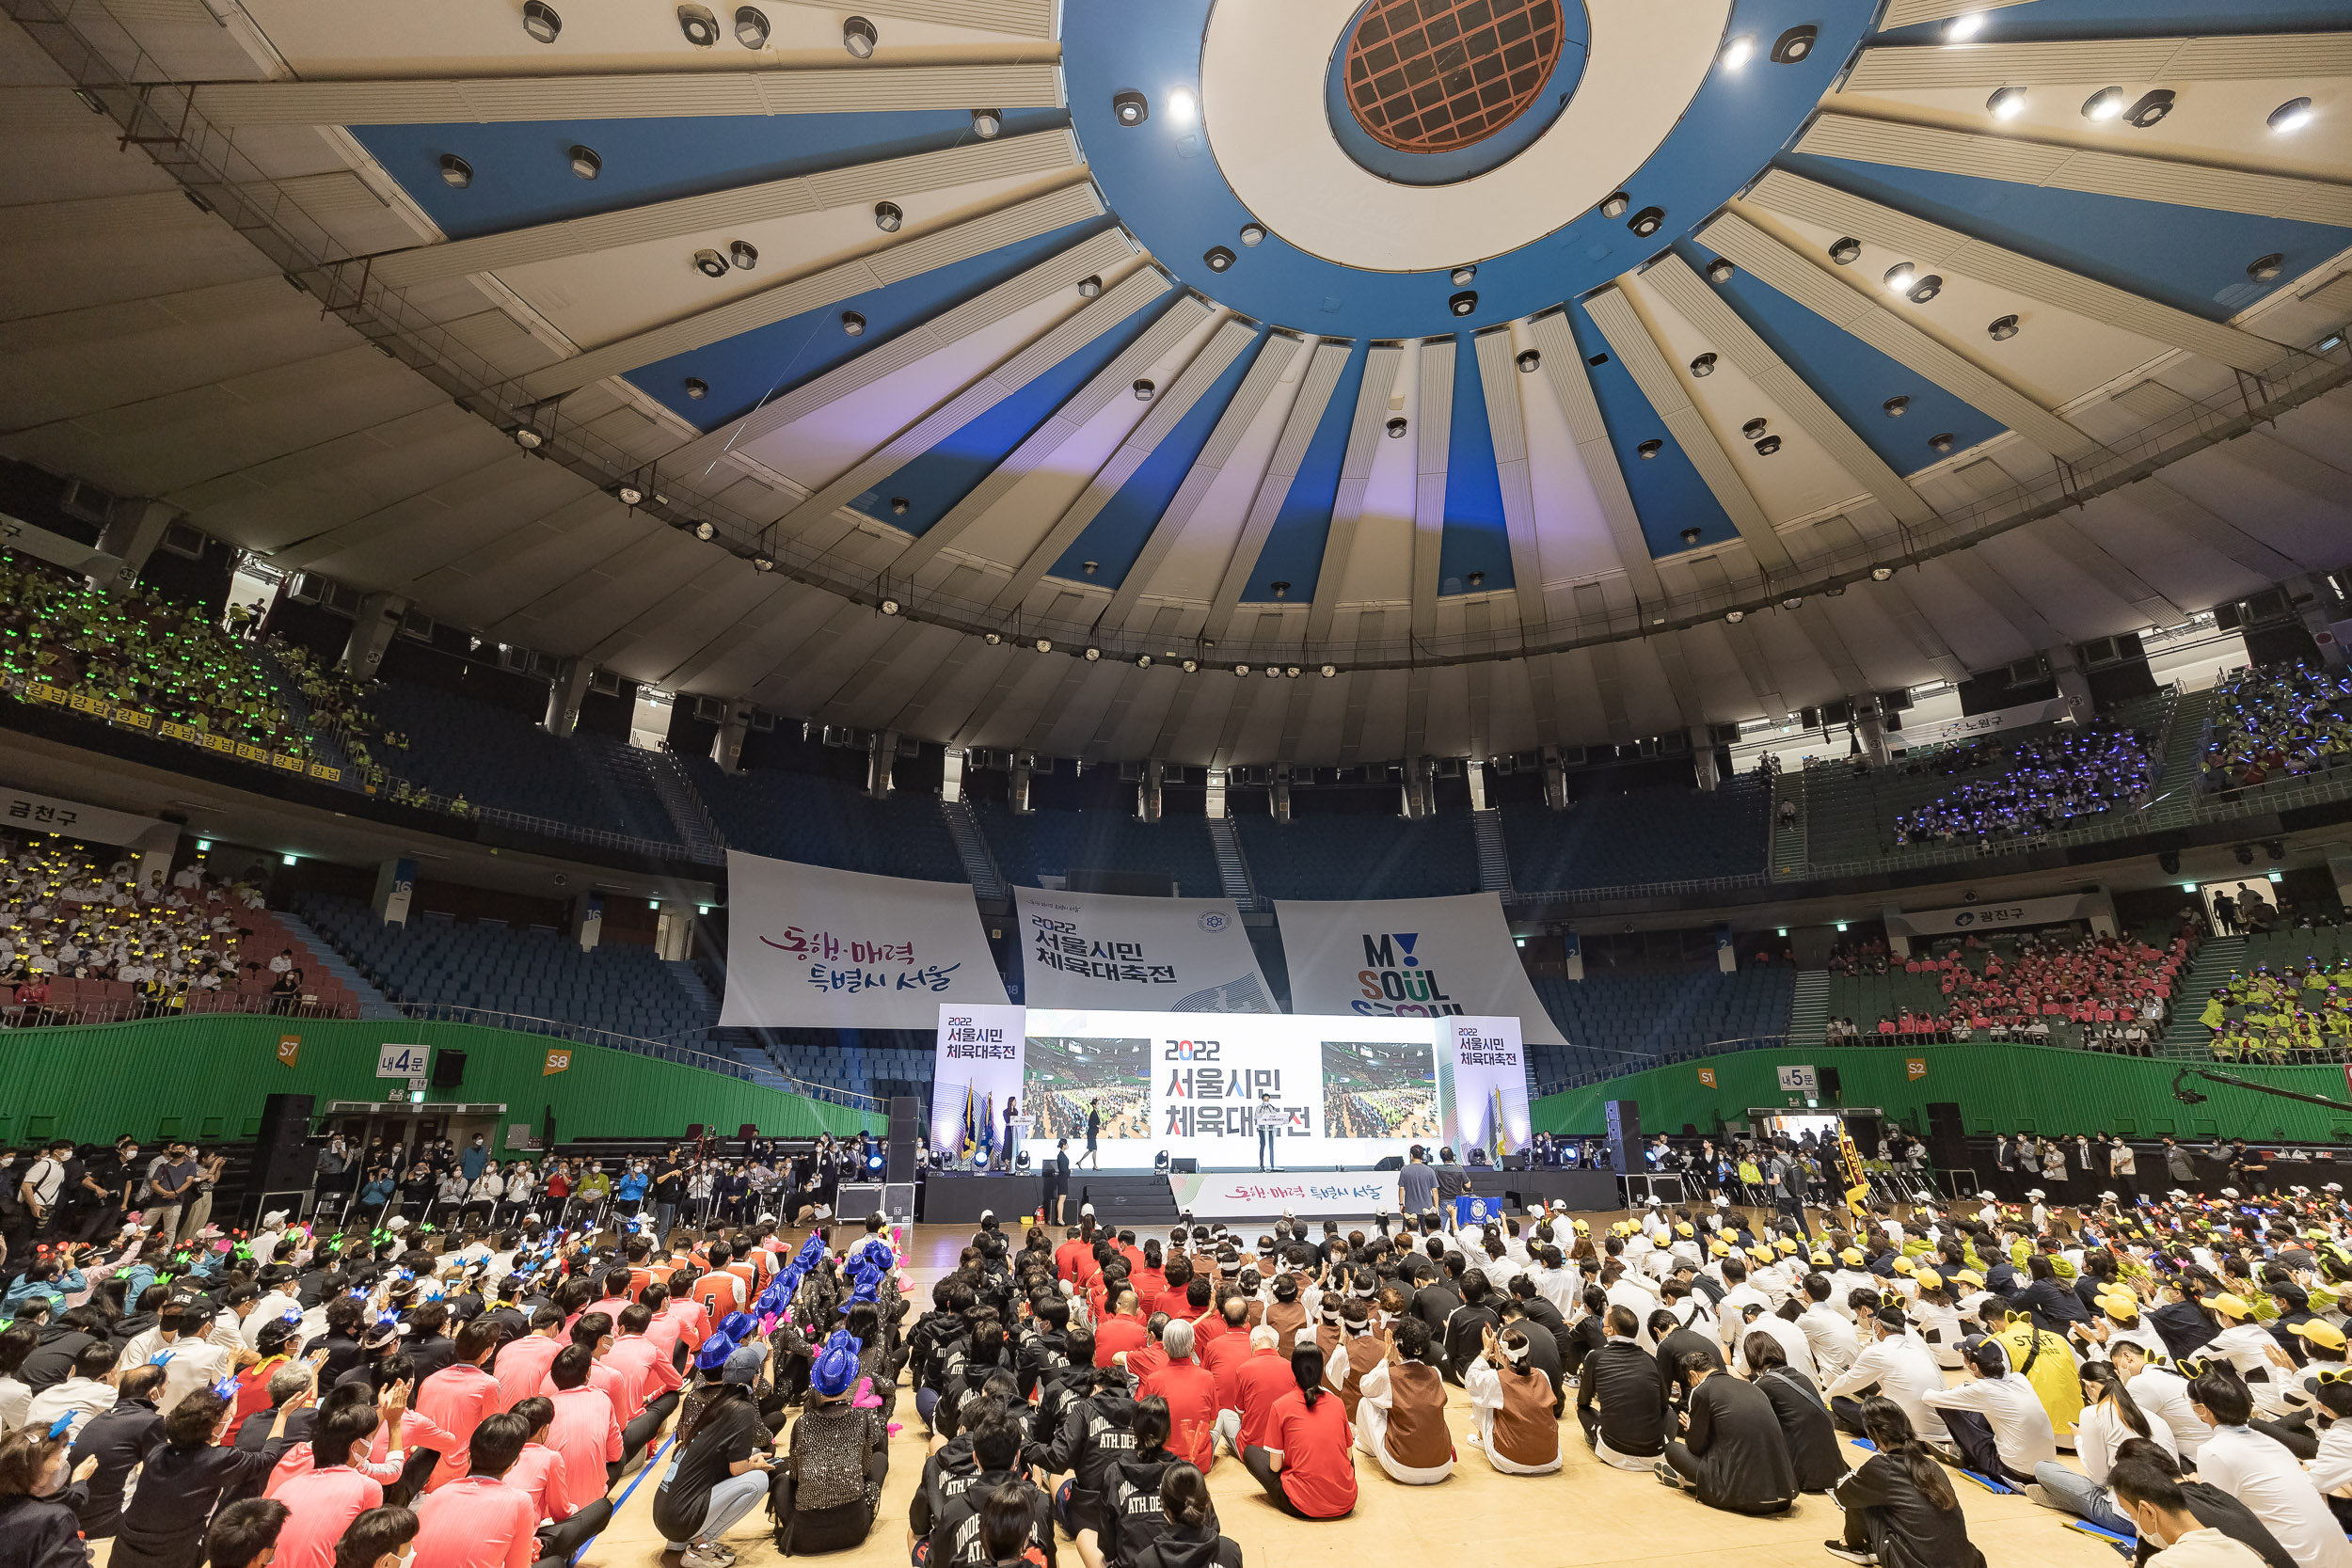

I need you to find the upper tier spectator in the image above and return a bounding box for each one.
[2202,661,2352,789]
[1893,723,2153,847]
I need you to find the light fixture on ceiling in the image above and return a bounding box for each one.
[1077,275,1103,297]
[734,6,769,47]
[1449,290,1478,316]
[1987,313,2020,341]
[693,520,716,540]
[889,497,909,515]
[873,200,903,232]
[1451,264,1477,286]
[1906,274,1944,304]
[1929,432,1956,454]
[1755,435,1782,455]
[879,598,900,615]
[841,14,877,55]
[1705,259,1736,284]
[692,249,728,278]
[438,154,473,188]
[2124,89,2175,128]
[728,239,757,269]
[1240,224,1266,247]
[684,377,708,400]
[1167,87,1198,125]
[1780,595,1803,609]
[1386,416,1408,438]
[1320,664,1337,678]
[1986,86,2026,119]
[677,5,719,47]
[1679,527,1701,546]
[840,310,866,335]
[1204,245,1236,272]
[1135,653,1152,668]
[1466,571,1485,589]
[2249,253,2285,281]
[1284,665,1301,678]
[1232,663,1249,677]
[2318,333,2345,353]
[1629,205,1666,238]
[1772,25,1818,63]
[1599,191,1630,219]
[1113,89,1148,126]
[522,1,562,44]
[1690,352,1718,377]
[1516,348,1541,373]
[983,631,1002,645]
[1724,610,1744,623]
[971,108,1002,139]
[1722,34,1756,71]
[1081,560,1099,575]
[1740,417,1768,438]
[1946,11,1984,40]
[1637,438,1663,459]
[2270,97,2315,135]
[753,555,773,571]
[653,492,670,506]
[1827,236,1862,265]
[616,483,644,506]
[1183,658,1200,673]
[2083,86,2127,122]
[1269,580,1290,598]
[1883,262,1918,294]
[510,426,544,450]
[1870,564,1895,581]
[1134,378,1156,401]
[1083,646,1100,661]
[1034,637,1051,653]
[1883,394,1910,417]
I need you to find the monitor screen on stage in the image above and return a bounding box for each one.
[932,1005,1530,1168]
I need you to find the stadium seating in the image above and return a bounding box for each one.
[971,800,1223,896]
[1523,967,1794,1088]
[369,681,655,839]
[682,756,965,881]
[1502,779,1770,894]
[1234,810,1479,900]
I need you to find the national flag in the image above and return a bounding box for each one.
[1487,1086,1510,1162]
[978,1093,995,1155]
[960,1084,977,1160]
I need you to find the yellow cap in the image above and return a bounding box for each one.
[2292,1321,2349,1350]
[2201,1292,2252,1319]
[1891,1256,1916,1275]
[1810,1252,1833,1268]
[2097,1292,2140,1321]
[1777,1238,1798,1255]
[1915,1268,1943,1290]
[1709,1239,1730,1257]
[1839,1248,1866,1265]
[1572,1219,1590,1235]
[1953,1269,1985,1287]
[1676,1222,1695,1238]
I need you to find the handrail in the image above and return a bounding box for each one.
[2,994,358,1028]
[1528,1026,2155,1097]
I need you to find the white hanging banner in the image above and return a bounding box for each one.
[1273,893,1566,1045]
[930,1003,1027,1160]
[1013,886,1276,1012]
[1887,891,2106,937]
[1446,1016,1531,1160]
[717,851,1009,1029]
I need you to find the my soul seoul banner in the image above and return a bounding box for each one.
[1012,885,1276,1012]
[1273,893,1567,1046]
[717,851,1009,1029]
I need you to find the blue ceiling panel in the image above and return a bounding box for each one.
[1566,309,1740,561]
[1241,341,1369,604]
[1437,340,1514,595]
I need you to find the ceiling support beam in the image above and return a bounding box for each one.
[1201,338,1350,644]
[1407,338,1456,644]
[1304,343,1407,643]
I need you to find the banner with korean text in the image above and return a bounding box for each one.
[1274,893,1567,1045]
[717,851,1009,1029]
[1012,886,1275,1012]
[930,1003,1027,1160]
[1446,1016,1530,1161]
[1168,1170,1401,1219]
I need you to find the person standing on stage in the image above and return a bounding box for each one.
[1256,1096,1281,1173]
[1047,1140,1072,1226]
[1082,1101,1103,1170]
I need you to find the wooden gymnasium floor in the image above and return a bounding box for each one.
[566,1216,2120,1568]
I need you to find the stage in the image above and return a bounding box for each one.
[916,1164,1619,1224]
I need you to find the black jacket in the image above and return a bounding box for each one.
[104,1438,292,1568]
[1441,1304,1500,1385]
[67,1397,162,1536]
[1035,1391,1137,1531]
[1834,1452,1986,1568]
[925,1468,1057,1568]
[20,1329,97,1392]
[1677,1374,1797,1513]
[1751,1366,1846,1493]
[2128,1482,2295,1568]
[1576,1338,1666,1458]
[0,1488,88,1568]
[1130,1522,1242,1568]
[1656,1328,1725,1409]
[1101,1449,1190,1568]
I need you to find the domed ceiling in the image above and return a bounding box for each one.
[5,0,2352,766]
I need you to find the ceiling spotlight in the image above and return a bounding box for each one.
[684,376,708,400]
[1449,290,1478,316]
[1035,638,1052,653]
[1233,664,1249,677]
[616,483,645,506]
[841,14,877,55]
[1204,245,1236,272]
[1113,89,1148,126]
[728,239,758,269]
[2270,97,2315,135]
[2249,253,2285,281]
[1740,417,1768,438]
[522,1,562,44]
[1134,378,1156,401]
[1451,264,1477,286]
[1907,274,1944,304]
[733,5,769,47]
[1780,595,1803,610]
[1629,205,1666,238]
[1828,236,1861,265]
[840,310,866,335]
[1870,565,1895,581]
[678,4,719,47]
[1724,609,1744,623]
[1690,352,1718,377]
[1240,224,1266,247]
[1136,653,1152,668]
[692,249,728,278]
[1987,313,2020,341]
[1466,571,1485,589]
[984,632,1002,645]
[652,492,670,507]
[880,598,900,615]
[753,556,773,571]
[2125,89,2176,128]
[1705,259,1736,284]
[1269,580,1290,598]
[1083,646,1101,661]
[1264,666,1280,679]
[873,201,903,232]
[1167,87,1197,125]
[1722,34,1756,70]
[1078,275,1103,297]
[1987,87,2026,120]
[693,520,716,540]
[1929,432,1956,454]
[438,153,473,188]
[1386,416,1408,438]
[1284,665,1301,678]
[1946,11,1984,40]
[511,426,544,450]
[1883,262,1918,294]
[971,108,1002,139]
[567,144,601,179]
[1755,435,1783,455]
[1081,560,1099,576]
[1320,664,1337,678]
[1183,658,1199,673]
[2083,87,2127,122]
[1517,348,1541,373]
[1679,527,1702,546]
[889,497,909,515]
[1637,438,1663,459]
[1599,191,1630,220]
[1771,25,1818,63]
[1883,394,1910,417]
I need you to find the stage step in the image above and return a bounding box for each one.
[1074,1173,1182,1225]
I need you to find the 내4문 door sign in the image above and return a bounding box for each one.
[376,1042,429,1079]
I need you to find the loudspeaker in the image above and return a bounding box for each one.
[1170,1157,1199,1174]
[430,1050,466,1088]
[887,1096,918,1185]
[1373,1155,1404,1172]
[1819,1066,1842,1101]
[1605,1099,1642,1179]
[1925,1101,1967,1172]
[1846,1112,1882,1154]
[253,1092,315,1193]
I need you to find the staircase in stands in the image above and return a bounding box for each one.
[596,742,726,863]
[1470,809,1515,896]
[274,910,403,1020]
[1787,970,1830,1048]
[1770,769,1808,878]
[938,799,1009,902]
[2158,935,2245,1056]
[1205,817,1263,911]
[663,958,797,1089]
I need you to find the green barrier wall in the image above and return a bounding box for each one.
[1534,1046,2352,1143]
[0,1016,882,1154]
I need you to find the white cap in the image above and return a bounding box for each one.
[1712,1196,1729,1207]
[2169,1188,2189,1199]
[386,1216,410,1230]
[2100,1191,2118,1201]
[2221,1187,2241,1197]
[2026,1189,2045,1199]
[1081,1203,1095,1216]
[978,1209,993,1222]
[1645,1195,1662,1205]
[1977,1191,1995,1200]
[262,1210,288,1227]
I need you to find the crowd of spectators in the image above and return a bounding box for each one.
[2198,958,2352,1064]
[1891,722,2153,847]
[1825,925,2188,1050]
[2201,661,2352,790]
